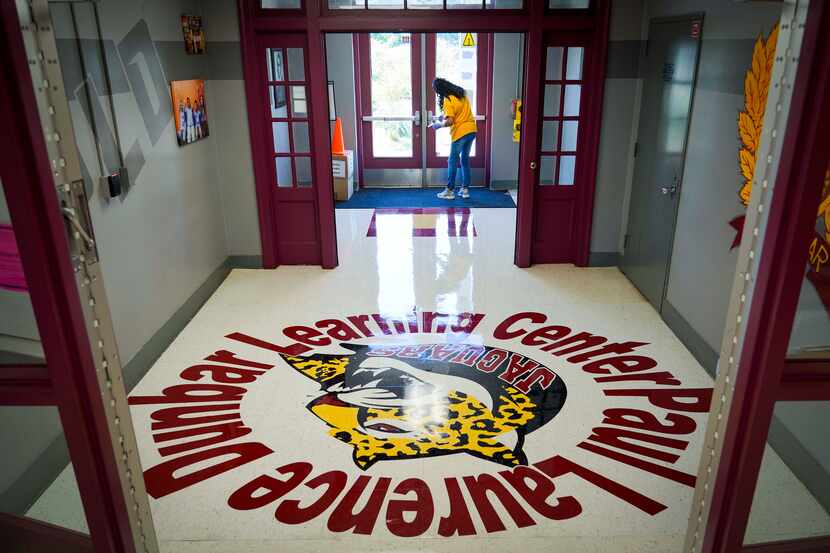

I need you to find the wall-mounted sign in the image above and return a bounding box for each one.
[462,32,475,48]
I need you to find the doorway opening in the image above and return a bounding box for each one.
[326,31,522,212]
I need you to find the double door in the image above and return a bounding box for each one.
[356,32,490,188]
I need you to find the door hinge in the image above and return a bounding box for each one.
[633,142,639,158]
[624,234,631,250]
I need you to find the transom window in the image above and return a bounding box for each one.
[328,0,523,9]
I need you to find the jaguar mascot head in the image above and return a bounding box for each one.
[281,343,567,470]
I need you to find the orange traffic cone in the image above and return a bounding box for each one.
[331,117,345,155]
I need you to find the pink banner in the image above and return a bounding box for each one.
[0,224,27,292]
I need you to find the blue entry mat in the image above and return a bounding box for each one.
[336,187,516,209]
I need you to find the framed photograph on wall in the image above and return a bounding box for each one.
[181,15,205,54]
[328,81,336,121]
[171,79,209,146]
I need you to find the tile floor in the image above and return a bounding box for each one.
[28,208,830,551]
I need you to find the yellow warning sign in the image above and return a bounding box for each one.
[462,33,475,47]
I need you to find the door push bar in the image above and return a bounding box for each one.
[363,111,485,126]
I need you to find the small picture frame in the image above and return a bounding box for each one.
[328,81,336,121]
[180,15,205,55]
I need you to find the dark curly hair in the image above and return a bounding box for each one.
[432,78,466,113]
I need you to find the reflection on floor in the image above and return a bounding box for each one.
[28,209,830,551]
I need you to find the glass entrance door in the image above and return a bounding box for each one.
[357,32,490,188]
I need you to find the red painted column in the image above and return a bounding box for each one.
[514,0,545,268]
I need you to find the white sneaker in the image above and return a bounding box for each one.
[436,189,455,200]
[459,187,470,199]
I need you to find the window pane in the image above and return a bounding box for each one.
[368,0,404,7]
[447,0,484,7]
[329,0,365,7]
[275,157,293,187]
[542,121,559,152]
[290,86,308,118]
[788,166,830,356]
[295,157,313,188]
[545,47,563,81]
[544,85,561,117]
[559,155,576,185]
[272,122,290,153]
[292,122,310,153]
[270,85,287,117]
[267,48,284,81]
[435,32,478,158]
[486,0,523,7]
[561,120,578,151]
[549,0,589,7]
[563,84,581,116]
[373,121,412,157]
[566,47,584,80]
[370,34,412,117]
[0,179,44,364]
[540,156,556,185]
[286,48,305,81]
[262,0,302,7]
[409,0,442,7]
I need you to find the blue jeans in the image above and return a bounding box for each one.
[446,132,476,191]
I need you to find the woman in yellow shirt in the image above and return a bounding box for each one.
[430,78,477,200]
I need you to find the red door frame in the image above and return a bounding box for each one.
[424,32,492,171]
[699,1,830,551]
[356,32,424,170]
[238,0,610,269]
[0,2,141,551]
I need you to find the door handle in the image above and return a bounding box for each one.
[413,110,421,126]
[530,161,537,170]
[660,185,678,196]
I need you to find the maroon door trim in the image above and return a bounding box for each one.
[0,3,142,550]
[700,1,830,551]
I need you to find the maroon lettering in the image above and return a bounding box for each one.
[225,332,311,356]
[437,477,477,537]
[398,344,433,358]
[204,350,273,369]
[463,473,535,532]
[228,462,312,510]
[499,354,539,385]
[493,312,547,340]
[386,479,434,537]
[595,371,680,386]
[542,331,607,356]
[327,476,391,534]
[149,403,240,431]
[514,367,557,393]
[429,344,462,362]
[534,455,666,515]
[583,355,658,375]
[578,441,696,487]
[367,346,402,357]
[523,325,569,347]
[180,364,265,384]
[347,315,375,338]
[143,442,272,499]
[316,319,363,341]
[475,349,509,373]
[154,420,252,457]
[372,313,417,335]
[602,408,697,435]
[129,383,246,405]
[451,312,485,334]
[566,341,648,363]
[422,311,449,333]
[275,471,348,525]
[499,466,581,520]
[587,427,688,464]
[604,388,713,413]
[450,345,486,367]
[283,325,332,347]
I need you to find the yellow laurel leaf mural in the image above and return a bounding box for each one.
[737,24,779,207]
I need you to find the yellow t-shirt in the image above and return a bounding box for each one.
[442,95,477,143]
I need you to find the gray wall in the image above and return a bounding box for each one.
[490,33,524,190]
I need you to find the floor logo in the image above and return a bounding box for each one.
[283,343,566,469]
[129,310,712,537]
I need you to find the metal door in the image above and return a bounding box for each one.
[621,15,703,310]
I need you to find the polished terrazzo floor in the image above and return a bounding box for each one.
[28,208,830,551]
